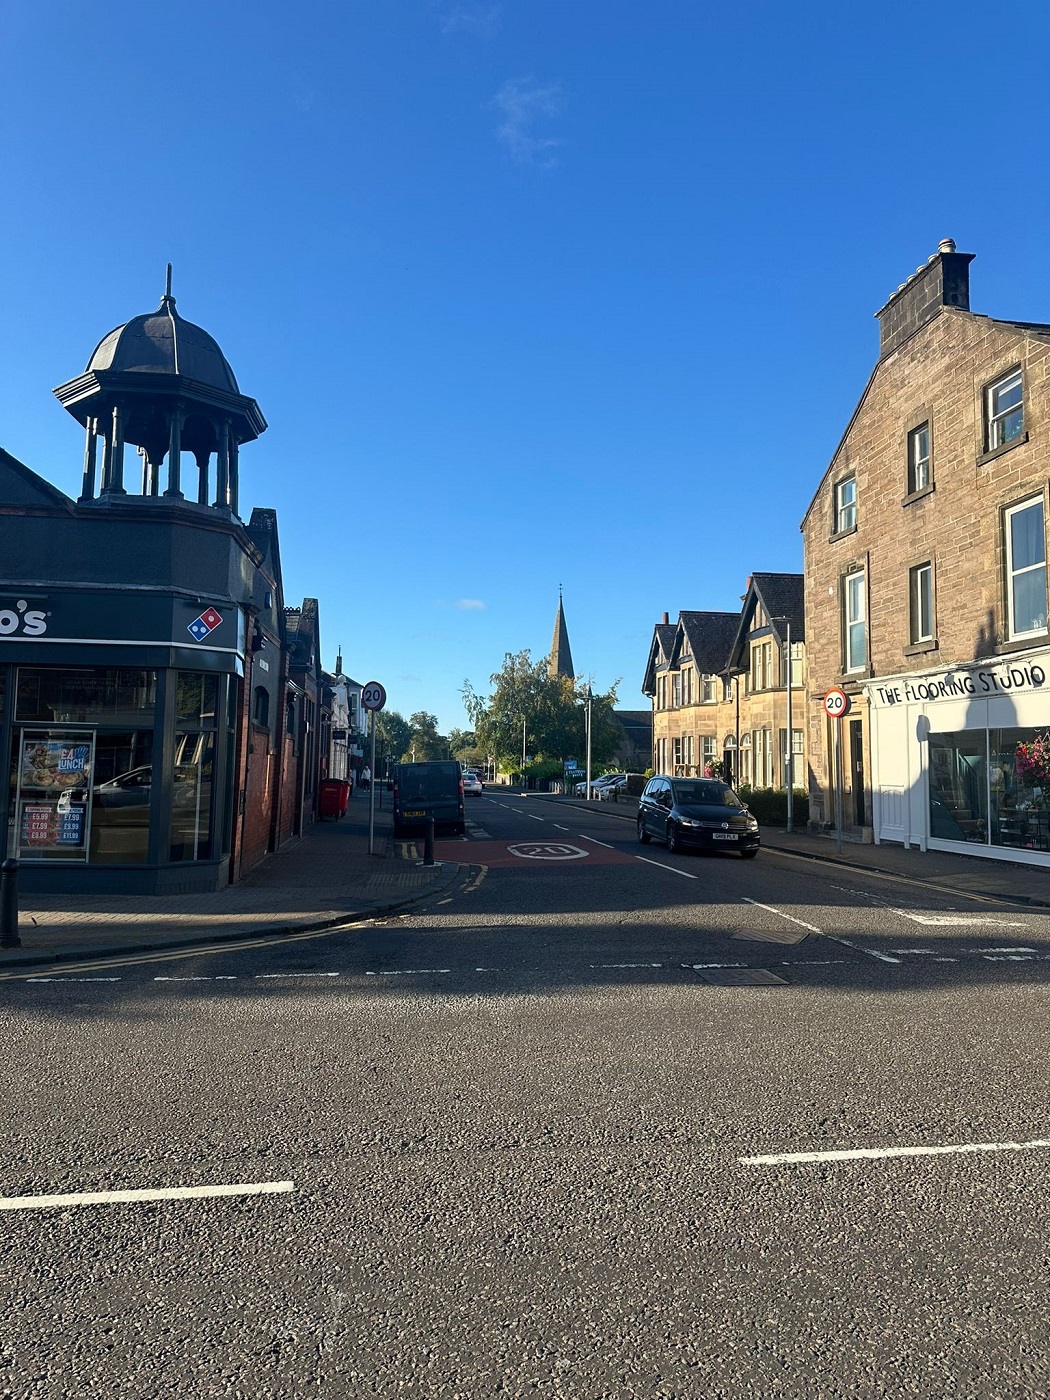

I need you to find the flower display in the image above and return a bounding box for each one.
[1015,731,1050,788]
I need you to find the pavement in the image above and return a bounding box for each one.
[547,790,1050,909]
[6,783,1050,969]
[0,794,461,969]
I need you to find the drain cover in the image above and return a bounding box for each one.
[695,968,788,986]
[733,927,808,945]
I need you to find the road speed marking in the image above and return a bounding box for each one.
[506,842,589,860]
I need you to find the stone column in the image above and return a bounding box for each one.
[164,409,184,499]
[80,418,99,501]
[104,404,127,495]
[196,450,210,505]
[214,419,230,508]
[228,437,239,517]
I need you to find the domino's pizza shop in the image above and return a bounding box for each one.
[0,588,246,894]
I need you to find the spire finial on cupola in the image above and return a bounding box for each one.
[162,262,175,307]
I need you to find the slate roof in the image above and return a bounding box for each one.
[641,621,678,696]
[727,573,805,671]
[0,448,75,511]
[669,611,739,674]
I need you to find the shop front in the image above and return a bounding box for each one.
[865,649,1050,866]
[0,589,244,893]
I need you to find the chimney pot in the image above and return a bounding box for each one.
[662,611,669,625]
[938,238,956,254]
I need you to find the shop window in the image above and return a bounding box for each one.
[909,562,935,644]
[843,569,867,673]
[930,727,1050,852]
[907,423,931,494]
[985,367,1023,452]
[929,731,988,844]
[834,476,857,534]
[176,673,218,726]
[170,731,214,863]
[1004,497,1047,640]
[16,668,157,723]
[88,731,155,865]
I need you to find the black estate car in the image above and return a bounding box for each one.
[637,775,760,857]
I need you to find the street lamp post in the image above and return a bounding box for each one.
[521,716,526,791]
[784,620,794,834]
[585,684,593,799]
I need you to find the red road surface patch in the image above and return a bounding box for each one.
[434,838,635,868]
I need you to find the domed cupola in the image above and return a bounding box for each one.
[54,267,266,515]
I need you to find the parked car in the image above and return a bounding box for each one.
[597,775,629,800]
[462,771,484,796]
[392,760,465,837]
[637,775,760,857]
[574,773,624,797]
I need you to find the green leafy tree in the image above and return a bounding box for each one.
[463,651,620,773]
[374,709,412,773]
[407,710,448,761]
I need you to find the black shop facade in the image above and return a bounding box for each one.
[0,281,293,894]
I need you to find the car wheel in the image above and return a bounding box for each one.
[740,848,759,860]
[666,823,681,855]
[637,818,651,844]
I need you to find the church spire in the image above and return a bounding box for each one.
[548,588,574,679]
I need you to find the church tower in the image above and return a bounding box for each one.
[548,588,575,679]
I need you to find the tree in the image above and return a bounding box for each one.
[406,711,447,762]
[463,650,620,773]
[375,709,412,772]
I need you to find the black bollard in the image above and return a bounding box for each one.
[0,859,21,949]
[422,817,436,868]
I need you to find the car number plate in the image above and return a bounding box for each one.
[404,809,425,818]
[712,832,737,841]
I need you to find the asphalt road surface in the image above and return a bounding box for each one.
[3,792,1050,1398]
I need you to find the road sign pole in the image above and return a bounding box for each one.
[368,710,377,855]
[834,718,843,855]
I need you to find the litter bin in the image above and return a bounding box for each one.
[318,778,350,820]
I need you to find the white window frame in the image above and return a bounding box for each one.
[835,476,857,533]
[1005,496,1048,640]
[701,673,716,704]
[987,368,1023,452]
[908,422,931,493]
[844,569,867,673]
[909,561,934,644]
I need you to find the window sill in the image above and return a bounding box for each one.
[904,640,939,657]
[996,632,1050,655]
[977,431,1029,468]
[829,523,858,544]
[902,484,935,507]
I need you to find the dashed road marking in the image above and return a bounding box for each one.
[579,836,615,849]
[740,896,822,935]
[0,1180,295,1211]
[741,1139,1050,1168]
[633,855,697,879]
[825,935,901,965]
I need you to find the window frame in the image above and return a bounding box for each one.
[834,475,857,535]
[908,560,935,646]
[843,567,867,674]
[985,367,1024,453]
[907,421,932,496]
[1004,494,1048,641]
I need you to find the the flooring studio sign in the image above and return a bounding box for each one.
[870,657,1048,708]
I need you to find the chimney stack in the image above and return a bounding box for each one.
[875,240,974,358]
[662,611,669,625]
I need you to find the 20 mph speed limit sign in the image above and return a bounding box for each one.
[823,687,850,718]
[361,681,387,712]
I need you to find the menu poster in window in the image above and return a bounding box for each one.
[18,736,93,858]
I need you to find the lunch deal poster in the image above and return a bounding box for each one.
[21,738,92,791]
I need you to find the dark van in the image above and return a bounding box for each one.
[391,761,465,838]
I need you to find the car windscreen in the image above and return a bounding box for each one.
[672,781,741,807]
[397,765,459,801]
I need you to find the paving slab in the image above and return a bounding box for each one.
[0,800,461,968]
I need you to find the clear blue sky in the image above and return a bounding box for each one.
[4,1,1050,732]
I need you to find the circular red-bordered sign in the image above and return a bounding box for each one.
[823,687,851,719]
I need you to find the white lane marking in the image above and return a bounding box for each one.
[579,836,615,849]
[741,1139,1050,1168]
[154,976,237,982]
[688,962,746,969]
[895,911,1027,927]
[975,946,1036,953]
[825,935,901,965]
[634,855,697,879]
[740,897,823,935]
[365,969,451,976]
[984,954,1035,962]
[528,814,545,822]
[26,977,121,983]
[780,960,845,966]
[0,1180,295,1211]
[254,972,340,979]
[932,957,958,962]
[892,949,936,955]
[591,962,662,969]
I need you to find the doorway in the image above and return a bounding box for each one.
[850,719,866,826]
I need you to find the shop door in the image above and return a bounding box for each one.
[850,719,866,826]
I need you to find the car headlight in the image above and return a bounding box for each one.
[746,817,759,830]
[679,817,703,827]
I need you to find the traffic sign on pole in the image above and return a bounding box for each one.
[362,681,387,712]
[823,687,850,719]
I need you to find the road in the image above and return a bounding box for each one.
[3,792,1050,1397]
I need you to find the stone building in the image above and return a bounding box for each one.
[802,241,1050,863]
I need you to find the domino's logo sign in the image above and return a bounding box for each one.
[187,607,223,642]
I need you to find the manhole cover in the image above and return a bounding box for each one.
[695,968,788,986]
[733,928,808,945]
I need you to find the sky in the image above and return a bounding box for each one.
[4,1,1050,732]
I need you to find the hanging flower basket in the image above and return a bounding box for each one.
[1014,731,1050,789]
